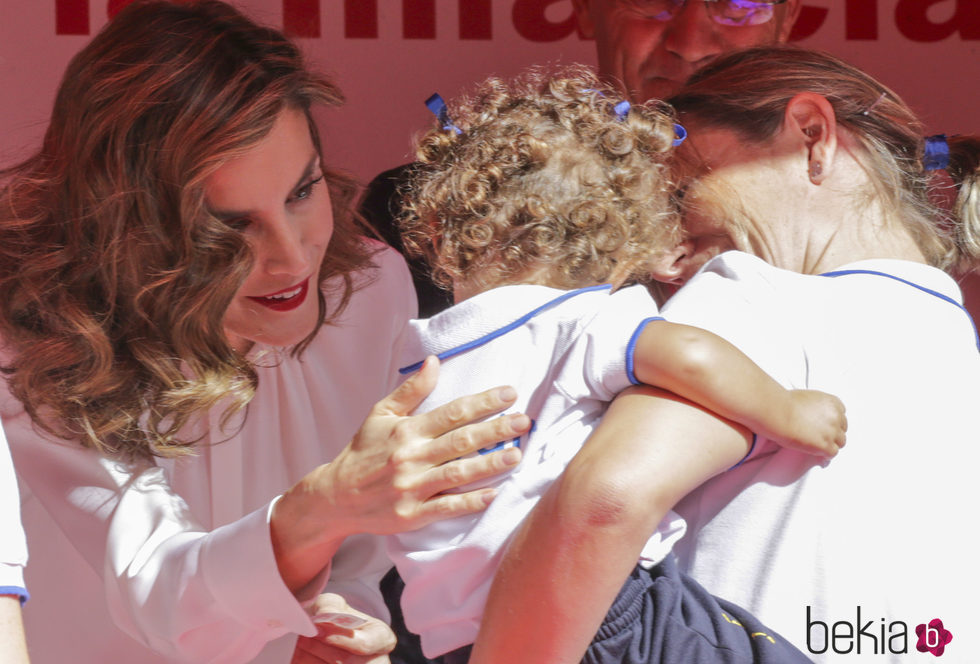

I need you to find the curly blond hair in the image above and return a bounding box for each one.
[0,1,374,460]
[398,67,681,295]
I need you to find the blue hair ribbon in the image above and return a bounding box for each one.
[613,99,631,120]
[584,88,633,123]
[425,93,462,135]
[923,134,949,171]
[672,123,687,147]
[608,96,686,149]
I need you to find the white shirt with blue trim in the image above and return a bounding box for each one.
[388,283,687,657]
[664,251,980,661]
[0,421,28,604]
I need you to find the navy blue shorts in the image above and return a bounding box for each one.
[383,557,812,664]
[583,556,812,663]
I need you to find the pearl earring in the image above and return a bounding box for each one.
[809,161,823,180]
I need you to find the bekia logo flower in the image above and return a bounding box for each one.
[915,619,952,657]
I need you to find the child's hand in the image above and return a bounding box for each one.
[772,390,847,458]
[293,593,395,663]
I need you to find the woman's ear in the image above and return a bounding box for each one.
[784,92,838,185]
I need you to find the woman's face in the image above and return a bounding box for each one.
[206,108,333,351]
[653,123,791,284]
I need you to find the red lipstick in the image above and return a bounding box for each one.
[246,278,310,312]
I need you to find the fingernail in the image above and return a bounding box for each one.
[509,413,530,432]
[501,447,522,465]
[497,386,517,402]
[482,490,497,506]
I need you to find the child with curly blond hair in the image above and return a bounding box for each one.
[384,68,842,664]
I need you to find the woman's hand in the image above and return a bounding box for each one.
[291,593,394,664]
[272,356,530,592]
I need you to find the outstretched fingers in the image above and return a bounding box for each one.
[374,355,441,418]
[408,411,530,525]
[415,384,522,445]
[373,356,524,450]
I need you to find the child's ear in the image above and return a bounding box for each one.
[783,92,838,185]
[648,239,697,286]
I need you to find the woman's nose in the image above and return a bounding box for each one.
[262,217,311,276]
[663,1,724,66]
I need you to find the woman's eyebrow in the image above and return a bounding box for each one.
[209,152,320,220]
[292,152,321,190]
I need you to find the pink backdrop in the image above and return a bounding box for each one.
[1,1,978,309]
[2,1,979,181]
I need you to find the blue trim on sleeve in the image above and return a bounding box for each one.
[821,268,980,351]
[0,585,29,605]
[399,284,614,374]
[728,433,758,470]
[625,317,666,385]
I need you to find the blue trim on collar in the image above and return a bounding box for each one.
[820,268,980,351]
[399,284,614,374]
[625,317,665,385]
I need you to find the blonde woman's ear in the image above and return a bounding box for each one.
[784,92,838,185]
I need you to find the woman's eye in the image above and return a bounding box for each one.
[226,216,252,232]
[292,174,324,202]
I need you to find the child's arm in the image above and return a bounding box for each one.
[633,320,846,457]
[469,386,752,664]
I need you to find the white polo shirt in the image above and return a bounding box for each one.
[388,283,687,657]
[665,251,980,662]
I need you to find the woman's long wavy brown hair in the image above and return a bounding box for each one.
[398,67,681,295]
[0,0,374,459]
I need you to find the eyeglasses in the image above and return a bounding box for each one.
[619,0,788,27]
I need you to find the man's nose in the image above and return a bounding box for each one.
[662,1,724,66]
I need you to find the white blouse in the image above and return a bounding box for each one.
[3,244,415,663]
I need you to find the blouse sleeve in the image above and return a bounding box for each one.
[3,405,315,662]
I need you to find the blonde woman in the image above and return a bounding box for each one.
[472,47,980,664]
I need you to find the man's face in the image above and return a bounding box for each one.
[573,0,800,102]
